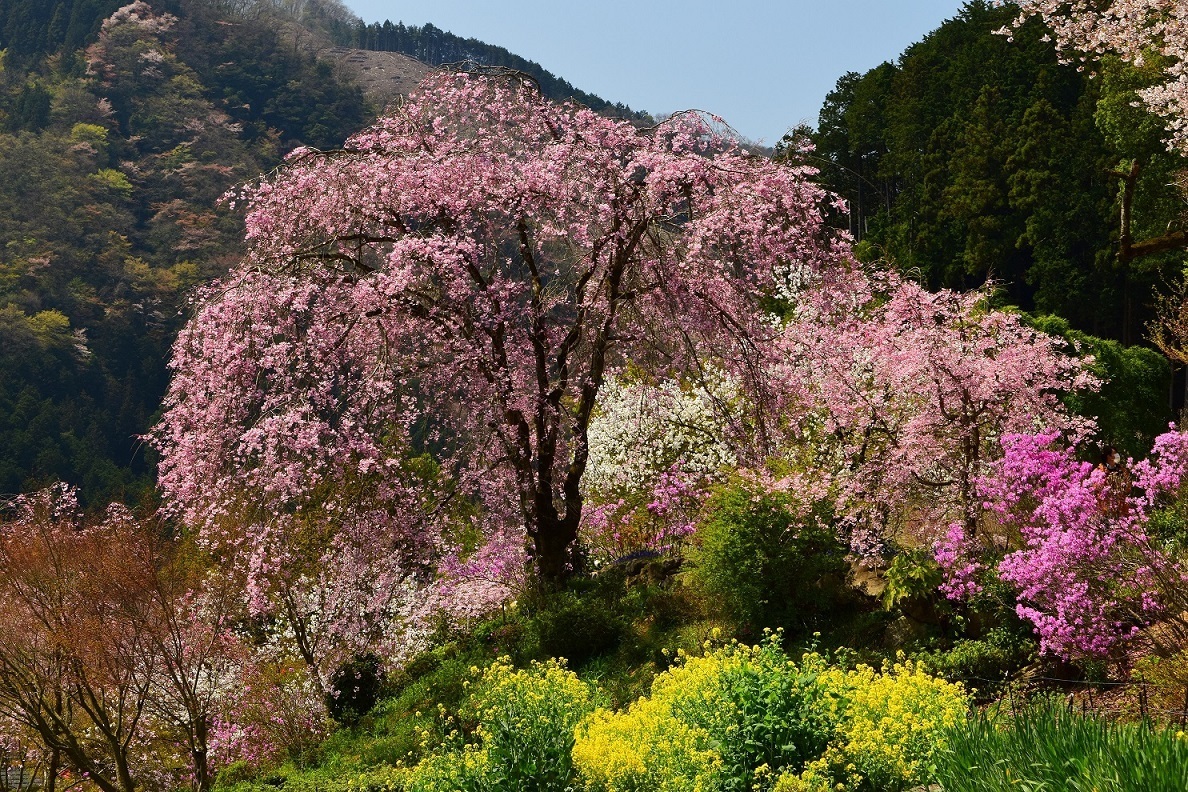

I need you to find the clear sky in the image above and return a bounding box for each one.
[341,1,970,145]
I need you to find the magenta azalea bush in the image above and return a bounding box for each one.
[937,428,1188,658]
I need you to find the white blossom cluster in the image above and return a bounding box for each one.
[584,373,738,499]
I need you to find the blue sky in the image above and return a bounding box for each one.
[342,1,969,145]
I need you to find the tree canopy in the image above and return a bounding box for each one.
[804,0,1186,343]
[153,72,843,585]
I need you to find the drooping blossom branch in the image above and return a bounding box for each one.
[155,71,845,587]
[775,271,1097,557]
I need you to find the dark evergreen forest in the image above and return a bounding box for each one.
[801,0,1186,344]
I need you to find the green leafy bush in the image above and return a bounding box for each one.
[353,646,490,768]
[881,549,944,611]
[328,654,385,727]
[918,627,1036,695]
[688,480,848,634]
[670,640,840,790]
[524,588,624,667]
[469,657,594,789]
[404,658,594,792]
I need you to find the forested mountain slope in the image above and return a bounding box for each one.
[805,0,1187,343]
[338,18,650,121]
[0,0,369,503]
[0,0,652,505]
[0,0,125,61]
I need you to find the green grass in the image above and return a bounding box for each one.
[935,699,1188,791]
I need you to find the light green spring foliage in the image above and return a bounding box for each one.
[574,636,968,792]
[687,480,848,633]
[90,167,134,195]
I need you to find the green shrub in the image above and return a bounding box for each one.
[881,549,943,612]
[349,644,494,768]
[328,653,385,726]
[673,640,840,790]
[351,699,438,768]
[467,657,594,789]
[525,588,625,667]
[935,699,1188,792]
[404,658,594,792]
[213,760,258,788]
[1147,503,1188,557]
[1027,314,1171,457]
[574,636,844,792]
[688,479,848,634]
[918,627,1036,695]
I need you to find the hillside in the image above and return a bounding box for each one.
[0,0,649,505]
[2,3,1188,792]
[804,0,1187,345]
[338,18,651,121]
[318,47,431,107]
[0,0,370,503]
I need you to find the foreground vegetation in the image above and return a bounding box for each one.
[3,1,1188,791]
[208,574,1188,792]
[937,701,1188,792]
[298,640,968,792]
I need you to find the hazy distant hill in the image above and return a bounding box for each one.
[316,47,432,107]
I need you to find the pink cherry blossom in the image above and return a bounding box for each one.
[154,72,845,590]
[774,271,1096,556]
